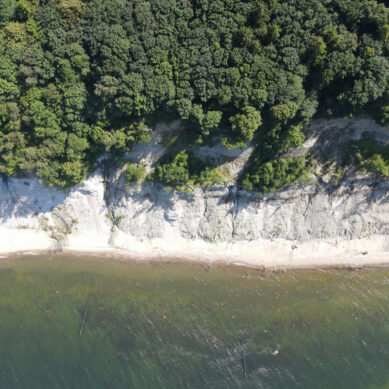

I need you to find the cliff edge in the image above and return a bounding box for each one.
[1,117,388,268]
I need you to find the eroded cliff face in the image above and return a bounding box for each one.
[106,177,389,243]
[0,117,388,266]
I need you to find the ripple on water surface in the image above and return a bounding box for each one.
[0,256,389,388]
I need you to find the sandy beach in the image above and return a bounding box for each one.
[0,225,388,270]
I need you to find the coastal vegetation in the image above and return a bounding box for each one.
[151,150,230,191]
[350,138,389,177]
[241,154,313,193]
[125,163,146,187]
[0,0,388,191]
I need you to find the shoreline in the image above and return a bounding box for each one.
[0,226,388,271]
[1,244,389,271]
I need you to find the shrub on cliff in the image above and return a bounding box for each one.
[361,154,389,177]
[242,155,313,193]
[152,151,192,190]
[152,151,231,191]
[126,163,146,187]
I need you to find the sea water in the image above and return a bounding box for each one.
[0,256,389,388]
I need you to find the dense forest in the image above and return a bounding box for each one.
[0,0,388,190]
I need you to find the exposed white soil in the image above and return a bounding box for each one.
[0,117,388,269]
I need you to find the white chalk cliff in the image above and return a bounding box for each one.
[0,117,388,268]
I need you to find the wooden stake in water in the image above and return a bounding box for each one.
[79,304,88,337]
[242,349,247,378]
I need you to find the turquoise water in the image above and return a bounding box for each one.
[1,256,389,388]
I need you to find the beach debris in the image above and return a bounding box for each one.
[271,350,279,356]
[79,304,88,337]
[354,250,368,256]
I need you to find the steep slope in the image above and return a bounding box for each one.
[0,118,388,268]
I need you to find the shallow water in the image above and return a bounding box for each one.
[1,256,389,388]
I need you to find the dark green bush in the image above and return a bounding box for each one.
[361,154,389,177]
[152,151,192,190]
[242,155,313,193]
[126,163,146,186]
[152,151,230,191]
[351,138,389,177]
